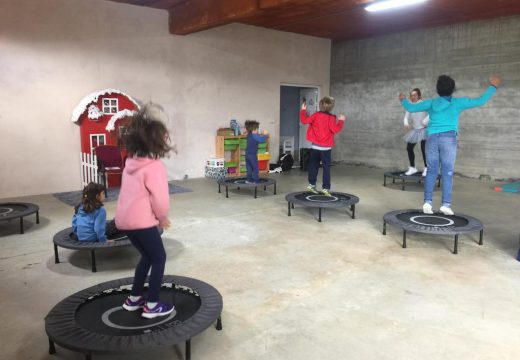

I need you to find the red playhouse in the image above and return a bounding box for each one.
[72,89,140,187]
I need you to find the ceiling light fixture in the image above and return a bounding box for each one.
[365,0,427,12]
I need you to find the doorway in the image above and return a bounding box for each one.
[279,85,319,164]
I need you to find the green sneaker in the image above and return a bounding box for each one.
[306,185,319,194]
[321,188,332,196]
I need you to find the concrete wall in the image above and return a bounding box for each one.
[0,0,330,198]
[331,16,520,180]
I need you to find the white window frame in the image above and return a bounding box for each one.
[90,134,107,156]
[102,98,119,114]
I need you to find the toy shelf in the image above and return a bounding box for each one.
[216,134,270,177]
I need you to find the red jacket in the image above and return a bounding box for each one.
[300,110,344,147]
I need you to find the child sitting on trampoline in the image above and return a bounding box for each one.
[399,74,500,215]
[116,104,174,319]
[244,120,268,184]
[72,182,111,243]
[300,96,345,196]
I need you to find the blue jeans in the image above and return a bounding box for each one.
[246,153,259,183]
[308,149,332,190]
[125,227,166,302]
[424,131,457,206]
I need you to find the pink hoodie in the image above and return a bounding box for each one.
[115,157,170,230]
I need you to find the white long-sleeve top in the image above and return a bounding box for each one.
[403,100,429,129]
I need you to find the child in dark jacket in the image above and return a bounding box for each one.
[244,120,268,184]
[300,96,345,196]
[72,182,108,242]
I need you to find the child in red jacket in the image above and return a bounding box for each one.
[300,96,345,196]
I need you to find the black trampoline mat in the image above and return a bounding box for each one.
[0,204,28,214]
[396,212,469,227]
[294,192,352,203]
[389,171,422,178]
[222,177,272,185]
[76,285,201,336]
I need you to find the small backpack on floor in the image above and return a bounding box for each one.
[277,153,294,171]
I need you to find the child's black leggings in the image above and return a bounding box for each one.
[407,140,426,167]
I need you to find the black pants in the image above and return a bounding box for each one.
[308,149,332,190]
[407,140,426,167]
[125,226,166,302]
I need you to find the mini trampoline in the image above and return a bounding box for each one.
[383,171,440,191]
[217,177,276,198]
[53,226,131,272]
[285,191,359,222]
[45,275,223,360]
[0,202,39,234]
[383,209,484,254]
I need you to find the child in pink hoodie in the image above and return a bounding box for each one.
[116,105,174,319]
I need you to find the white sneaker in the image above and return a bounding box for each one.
[423,202,433,214]
[422,168,427,177]
[439,206,454,216]
[405,167,418,176]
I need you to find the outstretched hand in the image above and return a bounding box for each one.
[398,93,406,101]
[301,102,307,111]
[489,75,501,88]
[338,114,346,121]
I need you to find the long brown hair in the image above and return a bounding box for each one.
[124,103,172,159]
[75,182,105,214]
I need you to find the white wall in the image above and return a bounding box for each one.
[0,0,331,198]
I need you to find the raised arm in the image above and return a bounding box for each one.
[400,96,432,113]
[300,102,315,124]
[329,114,345,134]
[456,77,499,110]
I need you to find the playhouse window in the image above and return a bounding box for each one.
[102,98,118,114]
[90,134,106,156]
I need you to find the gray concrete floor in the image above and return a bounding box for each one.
[1,164,520,360]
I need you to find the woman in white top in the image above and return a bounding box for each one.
[403,88,429,176]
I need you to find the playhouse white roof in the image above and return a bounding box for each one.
[71,88,140,123]
[106,109,138,132]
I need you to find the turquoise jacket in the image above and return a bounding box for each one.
[400,86,497,136]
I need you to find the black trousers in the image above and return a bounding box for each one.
[407,140,426,167]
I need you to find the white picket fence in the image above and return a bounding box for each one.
[80,152,99,187]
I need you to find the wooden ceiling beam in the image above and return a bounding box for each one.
[168,0,261,35]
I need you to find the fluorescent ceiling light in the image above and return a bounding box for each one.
[365,0,427,12]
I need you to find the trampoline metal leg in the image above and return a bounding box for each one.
[318,208,322,222]
[392,178,395,184]
[454,235,459,254]
[437,178,441,188]
[218,184,221,194]
[225,186,228,198]
[48,339,56,355]
[254,186,257,199]
[402,230,407,248]
[54,244,60,264]
[479,230,483,245]
[91,250,97,272]
[216,315,223,330]
[383,175,386,187]
[186,339,191,360]
[264,185,266,191]
[383,221,386,235]
[291,202,294,209]
[36,211,40,224]
[401,179,405,191]
[350,204,355,219]
[20,217,24,234]
[86,353,92,360]
[274,183,277,195]
[288,202,291,216]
